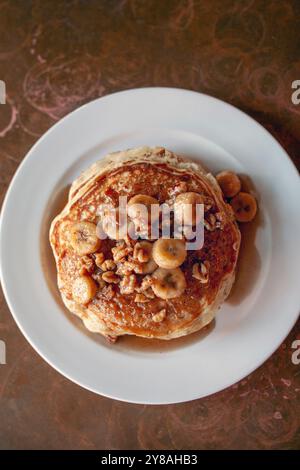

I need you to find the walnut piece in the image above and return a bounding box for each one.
[91,272,106,288]
[80,255,95,274]
[134,293,150,303]
[116,261,134,276]
[152,308,166,323]
[133,242,150,263]
[203,196,214,212]
[204,213,222,231]
[192,261,210,283]
[119,274,137,295]
[102,271,120,284]
[143,288,155,299]
[112,243,133,262]
[204,213,217,231]
[94,252,105,267]
[125,259,144,274]
[102,284,115,300]
[135,275,154,293]
[101,259,116,271]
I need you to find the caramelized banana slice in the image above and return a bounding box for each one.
[230,192,257,222]
[216,171,241,198]
[72,275,97,304]
[152,267,186,299]
[152,238,187,269]
[128,194,159,219]
[127,194,160,233]
[174,192,204,226]
[70,221,101,255]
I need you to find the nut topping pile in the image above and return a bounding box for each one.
[69,190,215,317]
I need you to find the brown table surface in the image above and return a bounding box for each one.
[0,0,299,450]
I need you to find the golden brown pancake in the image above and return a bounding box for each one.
[50,147,240,341]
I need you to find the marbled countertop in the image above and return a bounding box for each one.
[0,0,299,450]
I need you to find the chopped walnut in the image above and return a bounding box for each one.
[152,308,166,323]
[214,212,223,228]
[94,252,105,268]
[116,261,134,276]
[125,259,144,274]
[116,258,143,275]
[203,196,214,212]
[112,243,133,262]
[80,255,95,274]
[102,284,115,300]
[102,271,120,284]
[141,275,154,291]
[92,272,106,288]
[134,293,150,303]
[119,274,137,295]
[100,259,116,271]
[192,261,210,284]
[133,242,150,263]
[204,213,217,231]
[143,288,155,299]
[135,275,154,293]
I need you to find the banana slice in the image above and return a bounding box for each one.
[128,194,159,226]
[216,171,241,198]
[101,208,129,240]
[72,275,97,304]
[174,192,204,226]
[135,241,158,274]
[70,221,101,255]
[152,238,187,269]
[230,192,257,222]
[152,267,186,299]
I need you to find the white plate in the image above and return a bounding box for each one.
[1,88,300,404]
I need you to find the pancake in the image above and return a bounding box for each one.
[49,147,241,341]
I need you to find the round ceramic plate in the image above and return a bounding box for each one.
[1,88,300,404]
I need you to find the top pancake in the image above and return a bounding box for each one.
[50,147,241,340]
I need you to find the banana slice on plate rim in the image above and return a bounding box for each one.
[230,191,257,223]
[216,171,241,198]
